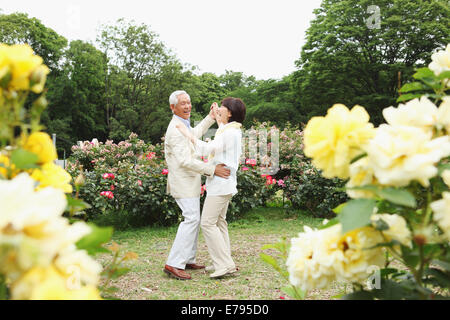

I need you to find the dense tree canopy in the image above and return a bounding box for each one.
[292,0,450,124]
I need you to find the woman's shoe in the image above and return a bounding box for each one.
[226,266,238,275]
[210,268,228,278]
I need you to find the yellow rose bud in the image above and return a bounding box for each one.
[30,65,50,94]
[24,132,57,164]
[74,172,86,187]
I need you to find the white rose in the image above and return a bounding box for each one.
[382,97,438,134]
[429,44,450,77]
[437,97,450,133]
[365,125,450,187]
[371,214,412,247]
[430,192,450,241]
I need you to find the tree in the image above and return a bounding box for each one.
[43,40,108,155]
[0,12,67,70]
[293,0,450,125]
[98,19,187,142]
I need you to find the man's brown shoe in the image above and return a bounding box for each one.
[164,265,191,280]
[186,263,205,270]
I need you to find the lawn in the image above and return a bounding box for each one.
[96,207,352,300]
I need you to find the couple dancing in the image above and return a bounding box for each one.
[163,90,246,280]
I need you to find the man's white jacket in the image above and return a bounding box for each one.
[164,114,216,199]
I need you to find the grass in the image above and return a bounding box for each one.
[96,207,350,300]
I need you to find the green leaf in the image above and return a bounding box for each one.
[319,217,339,229]
[438,71,450,80]
[76,223,113,255]
[10,149,39,169]
[438,163,450,175]
[396,93,422,103]
[260,253,280,271]
[366,240,401,250]
[424,268,450,288]
[399,82,425,93]
[339,199,376,234]
[332,203,347,215]
[401,246,420,269]
[372,279,421,300]
[373,218,389,231]
[413,68,435,80]
[380,268,401,278]
[348,185,416,207]
[66,195,92,212]
[431,259,450,272]
[350,152,367,164]
[281,285,306,300]
[0,275,8,300]
[376,188,416,208]
[342,290,374,300]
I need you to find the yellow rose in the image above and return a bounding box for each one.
[24,132,57,164]
[31,162,73,193]
[287,224,385,291]
[346,157,378,199]
[0,44,45,92]
[10,266,102,300]
[371,214,412,247]
[303,104,375,179]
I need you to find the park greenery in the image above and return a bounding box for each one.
[1,0,450,300]
[0,0,448,157]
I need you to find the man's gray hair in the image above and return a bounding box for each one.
[169,90,190,106]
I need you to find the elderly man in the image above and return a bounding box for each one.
[163,90,230,280]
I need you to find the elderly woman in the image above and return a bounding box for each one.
[176,97,246,278]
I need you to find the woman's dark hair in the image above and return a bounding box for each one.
[221,97,246,124]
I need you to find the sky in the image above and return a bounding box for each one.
[0,0,323,80]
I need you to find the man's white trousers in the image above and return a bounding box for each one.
[166,197,201,269]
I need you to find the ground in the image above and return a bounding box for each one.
[96,207,353,300]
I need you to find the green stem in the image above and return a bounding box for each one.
[423,190,432,227]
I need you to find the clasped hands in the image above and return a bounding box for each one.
[175,102,230,179]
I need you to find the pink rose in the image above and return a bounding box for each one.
[137,180,142,186]
[242,166,249,171]
[162,169,169,175]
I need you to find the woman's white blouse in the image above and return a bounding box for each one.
[194,123,242,196]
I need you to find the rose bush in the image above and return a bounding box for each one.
[249,121,348,217]
[0,43,135,300]
[264,44,450,300]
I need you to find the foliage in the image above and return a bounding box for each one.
[0,12,67,69]
[67,134,179,228]
[272,46,450,300]
[293,0,450,125]
[0,43,135,300]
[284,162,348,218]
[67,132,284,227]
